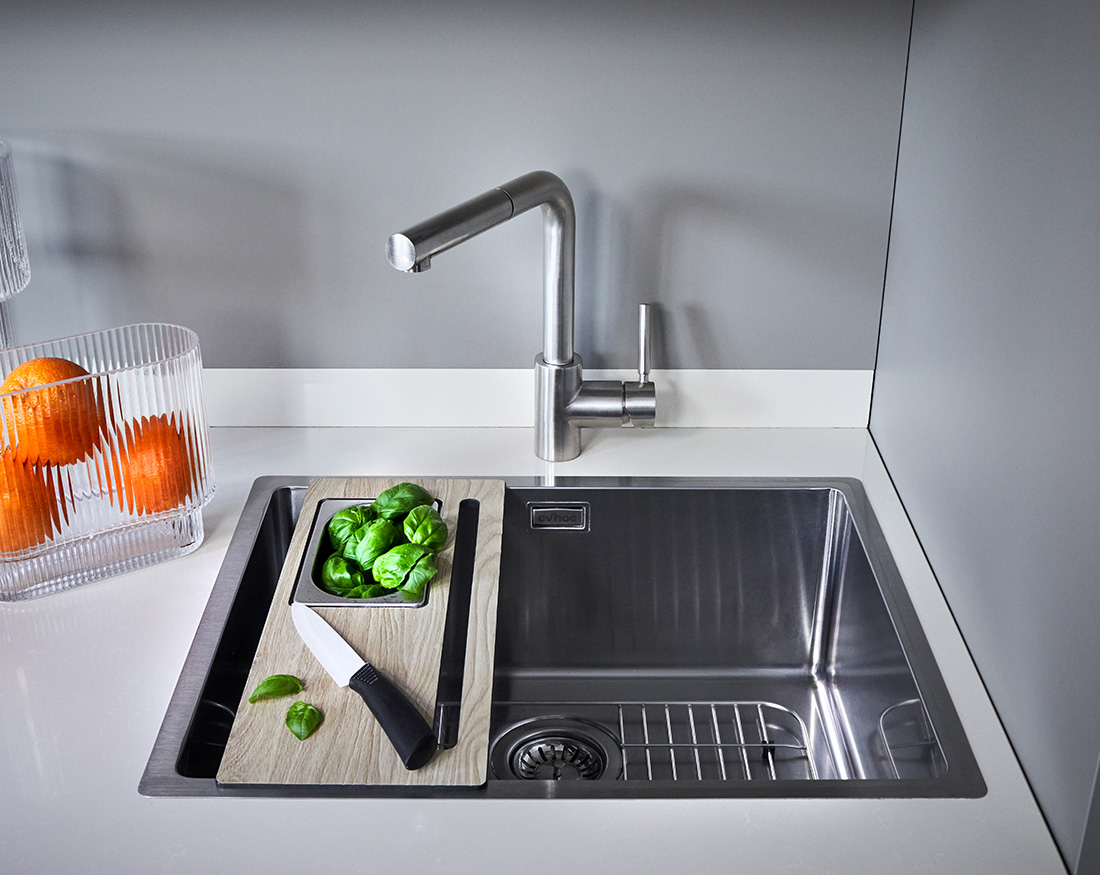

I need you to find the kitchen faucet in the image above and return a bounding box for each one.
[386,170,656,461]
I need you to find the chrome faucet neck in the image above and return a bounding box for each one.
[495,173,575,366]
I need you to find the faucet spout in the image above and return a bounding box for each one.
[386,171,575,365]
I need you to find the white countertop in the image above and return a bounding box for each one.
[0,425,1067,874]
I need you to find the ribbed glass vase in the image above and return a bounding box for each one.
[0,139,30,302]
[0,323,214,599]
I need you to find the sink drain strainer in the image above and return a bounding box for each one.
[490,717,623,781]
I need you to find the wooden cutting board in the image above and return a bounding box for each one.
[216,477,504,787]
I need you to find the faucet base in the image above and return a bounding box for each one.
[535,355,654,461]
[534,354,584,462]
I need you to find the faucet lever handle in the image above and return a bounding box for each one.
[624,303,656,428]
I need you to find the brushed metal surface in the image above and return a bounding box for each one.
[291,497,432,608]
[140,476,984,799]
[388,171,656,460]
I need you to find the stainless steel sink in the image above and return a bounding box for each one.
[140,476,984,798]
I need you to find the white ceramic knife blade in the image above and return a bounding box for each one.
[290,602,436,770]
[291,602,362,685]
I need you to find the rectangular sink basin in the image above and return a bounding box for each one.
[140,476,984,798]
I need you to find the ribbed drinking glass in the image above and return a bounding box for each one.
[0,139,30,302]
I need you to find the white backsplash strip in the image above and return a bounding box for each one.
[202,369,872,429]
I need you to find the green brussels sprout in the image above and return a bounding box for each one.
[326,505,375,554]
[347,519,400,570]
[403,504,449,552]
[372,542,433,590]
[320,554,363,596]
[371,482,435,520]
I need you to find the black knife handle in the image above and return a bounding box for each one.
[349,663,436,770]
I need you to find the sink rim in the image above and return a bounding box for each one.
[138,475,985,799]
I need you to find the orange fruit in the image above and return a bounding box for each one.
[114,415,194,516]
[1,357,107,466]
[0,448,60,554]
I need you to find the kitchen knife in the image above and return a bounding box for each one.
[291,602,436,770]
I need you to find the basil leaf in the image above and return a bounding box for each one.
[248,674,303,703]
[372,482,434,520]
[319,554,363,595]
[347,519,400,570]
[403,504,449,552]
[285,701,323,741]
[346,582,389,599]
[400,552,437,600]
[372,542,431,589]
[326,505,374,553]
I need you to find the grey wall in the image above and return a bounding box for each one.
[871,0,1100,869]
[0,0,910,369]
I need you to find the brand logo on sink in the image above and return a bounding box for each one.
[528,503,589,531]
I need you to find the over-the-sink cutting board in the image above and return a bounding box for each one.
[217,477,504,787]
